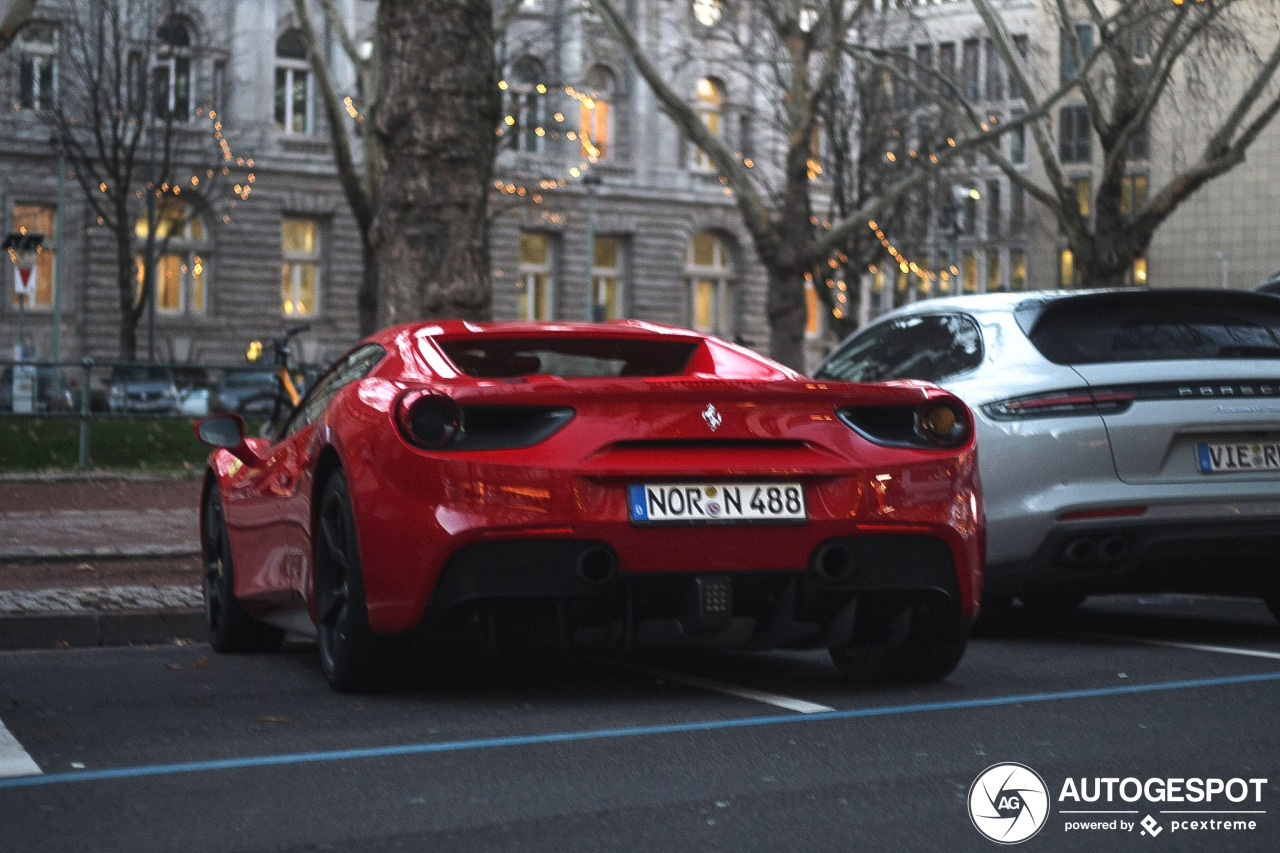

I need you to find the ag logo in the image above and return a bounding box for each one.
[968,763,1050,844]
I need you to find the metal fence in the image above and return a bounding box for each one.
[1,358,320,467]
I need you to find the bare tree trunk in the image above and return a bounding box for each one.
[115,223,140,360]
[370,0,500,328]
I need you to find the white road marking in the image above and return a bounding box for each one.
[639,667,835,714]
[1083,634,1280,661]
[0,718,41,778]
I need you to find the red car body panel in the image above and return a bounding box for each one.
[203,321,983,639]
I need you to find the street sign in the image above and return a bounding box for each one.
[13,263,33,295]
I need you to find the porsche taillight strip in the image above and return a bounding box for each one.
[985,380,1280,420]
[982,388,1133,420]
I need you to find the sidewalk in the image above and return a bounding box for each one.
[0,474,206,650]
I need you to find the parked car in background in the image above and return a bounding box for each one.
[816,289,1280,621]
[178,386,212,417]
[0,365,74,413]
[107,365,180,414]
[214,369,279,415]
[197,320,983,692]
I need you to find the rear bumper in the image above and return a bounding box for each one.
[986,518,1280,599]
[424,534,961,651]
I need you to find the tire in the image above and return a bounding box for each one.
[314,471,389,692]
[1262,592,1280,625]
[202,488,285,653]
[829,598,971,684]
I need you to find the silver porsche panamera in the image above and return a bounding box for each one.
[815,289,1280,620]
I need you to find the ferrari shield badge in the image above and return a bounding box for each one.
[702,404,722,431]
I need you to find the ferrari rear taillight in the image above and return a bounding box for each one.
[395,390,461,449]
[837,400,972,449]
[982,388,1134,420]
[394,391,575,451]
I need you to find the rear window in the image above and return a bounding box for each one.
[438,337,697,379]
[1023,291,1280,364]
[815,314,983,383]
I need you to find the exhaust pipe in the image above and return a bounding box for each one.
[1061,537,1099,566]
[812,543,858,584]
[1099,535,1131,564]
[575,546,618,586]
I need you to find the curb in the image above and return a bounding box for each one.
[0,609,206,650]
[0,545,200,561]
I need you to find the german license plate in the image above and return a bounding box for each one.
[1197,442,1280,473]
[628,482,806,524]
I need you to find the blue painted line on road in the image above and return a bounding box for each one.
[3,670,1279,790]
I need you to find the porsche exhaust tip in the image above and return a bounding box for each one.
[575,547,618,586]
[812,542,858,584]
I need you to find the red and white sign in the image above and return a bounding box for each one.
[13,264,34,296]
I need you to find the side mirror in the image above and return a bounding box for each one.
[194,414,266,467]
[196,413,245,447]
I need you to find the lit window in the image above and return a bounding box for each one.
[1121,174,1149,217]
[11,204,55,309]
[17,23,56,111]
[1074,176,1092,220]
[986,250,1001,292]
[1010,250,1027,292]
[518,232,552,320]
[579,66,614,161]
[152,17,193,121]
[281,217,320,317]
[591,237,622,320]
[1059,249,1076,289]
[1132,257,1148,286]
[686,231,735,335]
[962,252,978,294]
[135,202,207,315]
[275,31,312,134]
[693,78,724,170]
[805,280,821,338]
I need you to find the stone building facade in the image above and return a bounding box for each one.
[866,0,1280,309]
[0,0,783,371]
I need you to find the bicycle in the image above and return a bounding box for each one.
[236,324,311,437]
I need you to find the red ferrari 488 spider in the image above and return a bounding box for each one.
[195,320,983,691]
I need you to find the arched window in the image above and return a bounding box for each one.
[153,17,192,121]
[693,77,724,169]
[275,31,312,134]
[505,58,547,154]
[685,231,735,335]
[135,201,208,315]
[579,65,615,161]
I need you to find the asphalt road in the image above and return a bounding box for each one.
[2,595,1279,852]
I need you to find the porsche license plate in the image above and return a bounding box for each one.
[628,482,806,523]
[1197,441,1280,473]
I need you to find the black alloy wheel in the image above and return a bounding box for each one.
[202,488,285,653]
[315,471,388,692]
